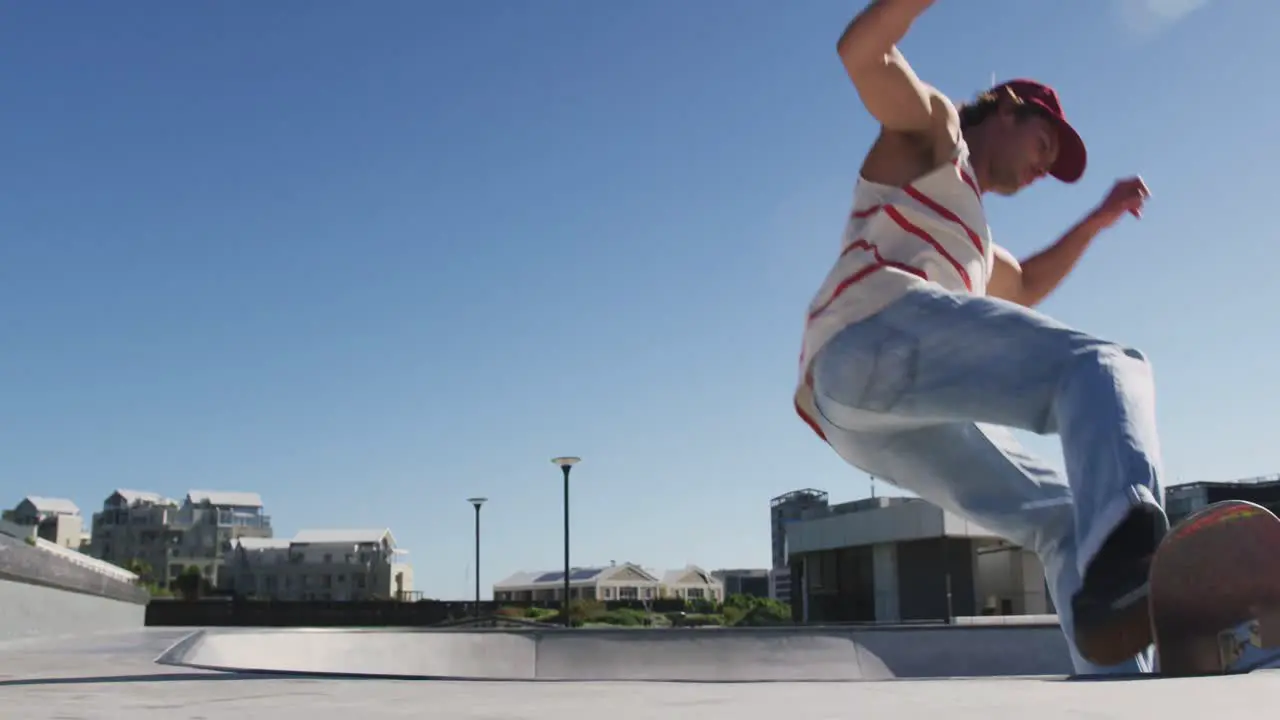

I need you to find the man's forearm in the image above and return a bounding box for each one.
[837,0,937,65]
[1016,214,1109,307]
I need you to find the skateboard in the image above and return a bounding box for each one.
[1149,499,1280,676]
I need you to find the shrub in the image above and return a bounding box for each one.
[598,608,647,627]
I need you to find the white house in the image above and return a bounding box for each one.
[4,496,85,550]
[660,566,723,602]
[222,528,416,601]
[493,562,723,604]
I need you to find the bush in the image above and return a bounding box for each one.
[597,608,648,627]
[570,598,606,621]
[721,594,792,627]
[688,598,717,615]
[670,613,722,627]
[526,606,559,621]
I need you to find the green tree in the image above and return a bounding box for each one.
[125,558,153,583]
[171,565,206,601]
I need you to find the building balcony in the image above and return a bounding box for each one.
[217,511,272,529]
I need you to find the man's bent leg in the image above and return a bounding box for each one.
[811,284,1167,664]
[813,417,1153,675]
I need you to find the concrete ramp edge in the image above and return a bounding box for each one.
[154,625,1072,682]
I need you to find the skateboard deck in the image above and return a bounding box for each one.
[1149,499,1280,675]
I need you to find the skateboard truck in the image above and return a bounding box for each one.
[1216,608,1280,672]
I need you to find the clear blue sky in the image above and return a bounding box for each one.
[3,0,1275,600]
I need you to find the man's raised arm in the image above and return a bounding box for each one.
[837,0,946,135]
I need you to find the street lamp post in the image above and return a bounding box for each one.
[467,497,487,617]
[551,456,581,627]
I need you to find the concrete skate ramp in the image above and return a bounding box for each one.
[0,532,149,642]
[157,622,1073,681]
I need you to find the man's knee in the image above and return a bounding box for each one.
[1072,339,1153,380]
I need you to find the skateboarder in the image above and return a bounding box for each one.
[794,0,1169,675]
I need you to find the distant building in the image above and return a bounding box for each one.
[493,562,723,604]
[1165,475,1280,524]
[769,489,832,603]
[660,566,723,603]
[780,475,1280,625]
[87,489,273,590]
[222,528,416,601]
[4,496,85,550]
[784,495,1050,623]
[712,568,771,599]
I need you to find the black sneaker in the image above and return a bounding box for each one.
[1070,503,1169,666]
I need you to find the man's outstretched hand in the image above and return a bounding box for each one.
[1089,176,1151,229]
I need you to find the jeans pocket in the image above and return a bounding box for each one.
[813,320,919,414]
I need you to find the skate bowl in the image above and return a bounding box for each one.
[156,620,1074,681]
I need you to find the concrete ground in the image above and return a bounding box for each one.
[5,628,1280,719]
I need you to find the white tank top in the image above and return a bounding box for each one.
[794,139,993,443]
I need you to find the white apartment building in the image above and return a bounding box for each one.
[493,562,723,604]
[88,489,273,589]
[4,496,87,550]
[222,528,416,601]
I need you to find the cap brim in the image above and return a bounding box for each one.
[1048,116,1087,184]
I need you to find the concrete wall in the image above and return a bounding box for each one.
[0,578,146,642]
[0,532,148,642]
[786,499,1006,556]
[975,545,1051,615]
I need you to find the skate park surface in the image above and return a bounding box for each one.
[6,535,1280,719]
[8,609,1280,719]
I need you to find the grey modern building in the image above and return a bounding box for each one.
[769,489,831,603]
[712,568,771,599]
[1165,474,1280,524]
[784,495,1051,623]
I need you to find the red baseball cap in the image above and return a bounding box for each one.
[992,79,1087,183]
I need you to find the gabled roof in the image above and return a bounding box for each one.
[110,489,178,507]
[493,562,661,589]
[18,496,80,515]
[493,570,543,589]
[292,528,393,546]
[598,563,662,584]
[660,565,721,587]
[186,490,263,508]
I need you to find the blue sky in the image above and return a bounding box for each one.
[3,0,1275,600]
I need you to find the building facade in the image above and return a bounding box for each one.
[4,496,86,549]
[1165,475,1280,524]
[88,489,273,589]
[784,496,1051,623]
[779,475,1280,624]
[712,568,771,599]
[222,528,416,601]
[493,562,724,604]
[769,489,831,603]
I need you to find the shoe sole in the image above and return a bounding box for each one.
[1073,587,1153,667]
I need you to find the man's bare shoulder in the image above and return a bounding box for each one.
[859,86,961,186]
[914,82,961,152]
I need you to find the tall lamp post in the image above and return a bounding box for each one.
[551,456,581,627]
[467,497,487,617]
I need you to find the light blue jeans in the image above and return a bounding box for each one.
[809,284,1165,676]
